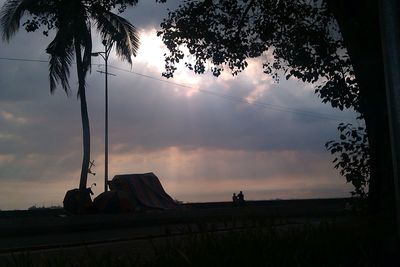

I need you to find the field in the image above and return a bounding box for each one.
[0,198,397,266]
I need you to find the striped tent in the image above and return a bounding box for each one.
[109,172,178,210]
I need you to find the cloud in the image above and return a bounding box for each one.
[0,146,352,209]
[93,58,356,153]
[122,1,181,31]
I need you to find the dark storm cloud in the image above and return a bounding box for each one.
[123,0,181,30]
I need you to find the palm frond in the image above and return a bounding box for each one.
[0,0,49,41]
[46,29,74,94]
[93,9,139,64]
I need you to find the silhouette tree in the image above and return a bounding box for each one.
[326,123,370,198]
[1,0,139,210]
[157,0,394,217]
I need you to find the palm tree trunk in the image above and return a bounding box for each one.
[74,39,90,191]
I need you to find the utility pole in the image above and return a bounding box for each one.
[92,40,114,192]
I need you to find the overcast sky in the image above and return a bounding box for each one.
[0,0,358,210]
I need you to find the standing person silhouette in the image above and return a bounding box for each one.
[237,191,244,204]
[232,193,238,205]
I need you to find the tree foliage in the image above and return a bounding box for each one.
[158,0,361,113]
[326,123,370,198]
[1,0,140,93]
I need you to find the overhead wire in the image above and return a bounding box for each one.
[106,64,357,122]
[0,56,357,122]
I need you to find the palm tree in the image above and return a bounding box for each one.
[1,0,139,209]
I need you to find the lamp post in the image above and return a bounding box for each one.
[92,40,113,192]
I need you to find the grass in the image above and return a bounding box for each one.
[151,220,377,267]
[3,217,395,267]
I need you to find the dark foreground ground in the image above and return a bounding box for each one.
[0,198,350,245]
[0,198,398,266]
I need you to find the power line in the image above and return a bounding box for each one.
[107,64,355,122]
[0,56,357,122]
[0,56,48,63]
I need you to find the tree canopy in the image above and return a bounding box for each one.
[1,0,140,93]
[158,0,360,113]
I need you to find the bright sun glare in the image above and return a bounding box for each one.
[134,29,202,97]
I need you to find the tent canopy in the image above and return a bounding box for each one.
[109,172,178,210]
[93,190,138,213]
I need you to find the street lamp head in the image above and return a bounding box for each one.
[91,52,100,57]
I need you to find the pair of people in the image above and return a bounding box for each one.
[232,191,245,205]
